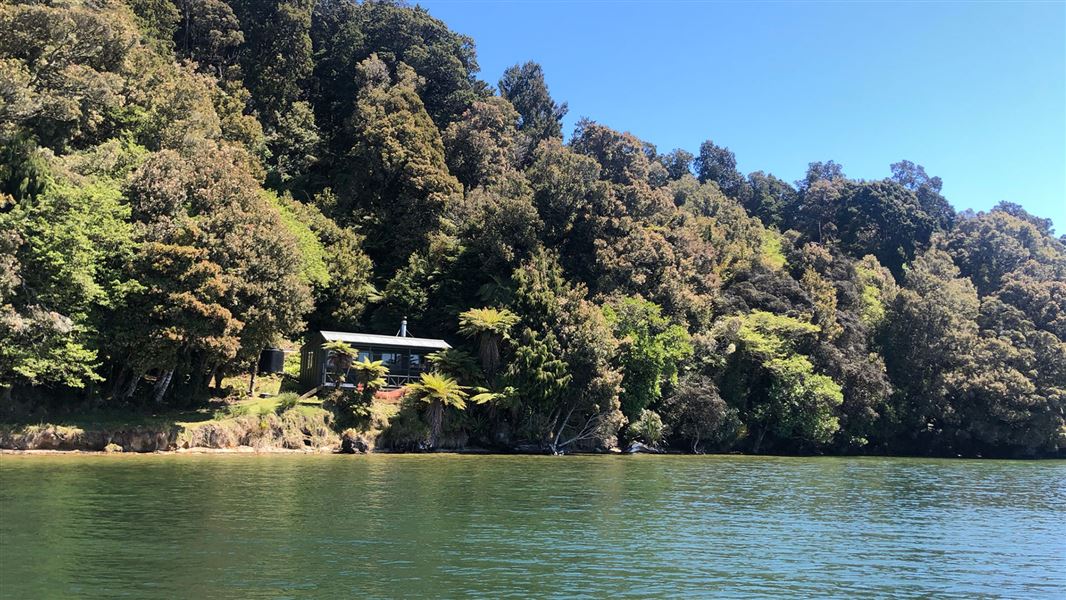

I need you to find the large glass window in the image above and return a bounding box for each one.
[380,352,401,369]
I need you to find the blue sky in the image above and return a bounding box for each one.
[419,1,1066,232]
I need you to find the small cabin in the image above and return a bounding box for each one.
[300,326,451,392]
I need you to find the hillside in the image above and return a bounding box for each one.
[1,0,1064,457]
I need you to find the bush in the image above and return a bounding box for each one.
[661,375,741,453]
[379,397,429,451]
[626,409,665,445]
[275,392,300,414]
[323,387,373,427]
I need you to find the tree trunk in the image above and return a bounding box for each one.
[108,365,129,400]
[118,369,144,401]
[480,335,500,383]
[427,400,443,449]
[153,368,174,404]
[549,404,579,455]
[247,361,258,397]
[753,427,767,454]
[214,367,225,392]
[206,364,218,394]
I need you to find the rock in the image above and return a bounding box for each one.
[511,443,546,454]
[340,430,369,454]
[624,441,662,454]
[103,442,124,453]
[36,429,59,450]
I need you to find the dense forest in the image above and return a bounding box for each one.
[2,0,1064,457]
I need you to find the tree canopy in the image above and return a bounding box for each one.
[2,0,1062,457]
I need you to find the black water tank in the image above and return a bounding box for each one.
[258,348,286,374]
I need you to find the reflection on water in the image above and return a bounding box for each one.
[2,454,1064,598]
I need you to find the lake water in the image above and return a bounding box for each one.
[1,454,1063,599]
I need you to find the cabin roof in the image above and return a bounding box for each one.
[318,330,452,350]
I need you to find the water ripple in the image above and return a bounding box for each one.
[1,454,1064,599]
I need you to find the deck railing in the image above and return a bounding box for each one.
[383,373,419,389]
[322,370,422,390]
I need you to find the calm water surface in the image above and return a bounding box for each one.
[1,454,1063,599]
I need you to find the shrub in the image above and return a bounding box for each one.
[379,396,430,451]
[275,392,300,414]
[323,388,373,427]
[661,375,742,453]
[626,409,665,445]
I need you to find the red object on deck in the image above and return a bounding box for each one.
[374,388,406,403]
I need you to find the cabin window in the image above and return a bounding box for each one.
[380,352,402,369]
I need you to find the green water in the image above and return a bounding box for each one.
[1,454,1063,599]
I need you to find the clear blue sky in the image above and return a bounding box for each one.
[419,0,1066,232]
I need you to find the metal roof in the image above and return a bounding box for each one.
[319,330,452,350]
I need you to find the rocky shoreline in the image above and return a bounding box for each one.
[0,424,664,456]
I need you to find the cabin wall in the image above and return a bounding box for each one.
[299,333,327,392]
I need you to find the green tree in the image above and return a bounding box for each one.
[443,97,522,189]
[659,149,693,181]
[505,252,624,453]
[332,56,461,274]
[879,248,980,453]
[797,160,845,191]
[114,240,242,403]
[0,1,140,150]
[125,144,312,398]
[626,409,665,445]
[661,374,740,453]
[459,307,520,382]
[0,152,134,395]
[498,61,567,148]
[334,357,389,420]
[946,206,1066,297]
[310,0,482,130]
[405,372,468,448]
[174,0,243,78]
[695,139,746,199]
[0,224,102,394]
[603,297,692,421]
[452,172,543,274]
[719,311,844,452]
[745,171,796,229]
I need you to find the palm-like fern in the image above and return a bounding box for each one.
[458,307,520,381]
[322,340,357,385]
[351,358,388,395]
[405,372,469,448]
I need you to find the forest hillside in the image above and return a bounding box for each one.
[2,0,1064,456]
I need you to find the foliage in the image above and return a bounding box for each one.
[327,357,386,424]
[604,297,692,420]
[330,55,461,274]
[458,307,520,381]
[661,374,741,453]
[275,392,300,414]
[695,140,746,199]
[626,409,665,445]
[404,371,469,448]
[1,0,1062,457]
[498,61,567,149]
[717,311,844,451]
